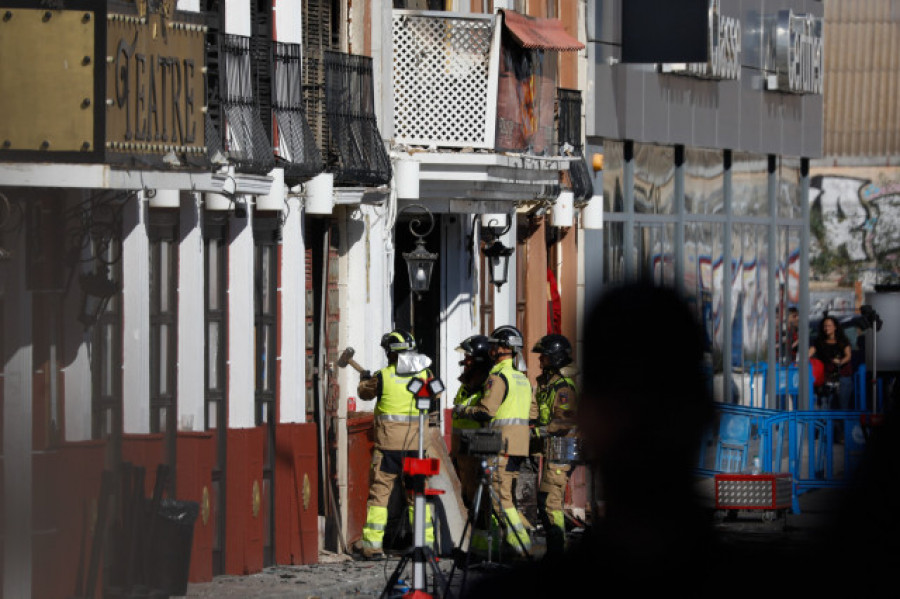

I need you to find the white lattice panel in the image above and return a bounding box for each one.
[392,12,497,149]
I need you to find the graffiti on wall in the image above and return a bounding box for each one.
[808,169,900,288]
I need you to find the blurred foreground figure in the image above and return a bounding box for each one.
[466,283,723,595]
[465,284,897,597]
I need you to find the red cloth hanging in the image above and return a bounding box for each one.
[547,267,562,334]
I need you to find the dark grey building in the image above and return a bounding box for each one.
[584,0,823,409]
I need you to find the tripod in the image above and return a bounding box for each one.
[443,455,532,598]
[379,376,449,599]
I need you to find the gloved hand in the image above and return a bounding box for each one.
[452,404,467,417]
[532,426,548,438]
[360,370,372,381]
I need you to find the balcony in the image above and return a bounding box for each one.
[391,10,584,207]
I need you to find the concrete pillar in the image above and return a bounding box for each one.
[122,192,151,433]
[179,193,205,431]
[229,201,255,429]
[280,196,307,424]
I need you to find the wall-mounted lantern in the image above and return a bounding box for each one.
[399,204,438,298]
[483,238,514,290]
[480,213,513,290]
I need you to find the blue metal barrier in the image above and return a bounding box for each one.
[748,362,815,410]
[697,403,868,513]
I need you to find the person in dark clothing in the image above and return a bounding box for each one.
[809,315,853,409]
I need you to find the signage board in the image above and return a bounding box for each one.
[0,0,106,162]
[105,10,207,166]
[659,0,740,81]
[772,9,823,95]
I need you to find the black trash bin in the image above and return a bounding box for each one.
[147,499,199,597]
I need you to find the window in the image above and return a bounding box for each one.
[253,214,279,566]
[204,214,228,436]
[88,201,123,443]
[149,211,179,437]
[254,218,279,426]
[204,211,228,575]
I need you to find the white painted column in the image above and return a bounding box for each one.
[3,220,32,599]
[225,0,251,36]
[178,193,205,431]
[176,0,201,12]
[274,0,302,44]
[63,336,93,440]
[440,213,478,409]
[346,202,391,394]
[336,202,393,536]
[280,196,306,423]
[64,201,94,440]
[229,204,256,428]
[122,192,151,433]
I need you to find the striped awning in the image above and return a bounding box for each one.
[501,10,585,52]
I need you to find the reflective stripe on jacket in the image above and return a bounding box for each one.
[490,358,533,455]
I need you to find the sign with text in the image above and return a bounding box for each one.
[105,12,206,164]
[773,9,823,95]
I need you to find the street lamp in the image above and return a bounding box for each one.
[480,214,513,290]
[399,204,438,298]
[483,238,514,290]
[404,239,438,296]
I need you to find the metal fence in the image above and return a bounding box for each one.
[697,401,874,513]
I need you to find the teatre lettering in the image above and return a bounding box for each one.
[113,34,197,145]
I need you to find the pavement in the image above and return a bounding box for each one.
[176,485,847,599]
[176,547,507,599]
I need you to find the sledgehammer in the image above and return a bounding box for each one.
[336,347,371,379]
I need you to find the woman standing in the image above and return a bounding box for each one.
[809,316,853,409]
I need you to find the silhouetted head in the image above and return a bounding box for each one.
[579,283,713,491]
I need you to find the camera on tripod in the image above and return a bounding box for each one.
[457,429,504,457]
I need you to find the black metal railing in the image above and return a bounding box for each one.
[558,88,593,200]
[218,34,275,174]
[273,42,323,182]
[304,51,390,186]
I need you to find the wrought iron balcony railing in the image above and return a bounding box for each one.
[558,88,593,200]
[272,42,323,182]
[303,50,391,186]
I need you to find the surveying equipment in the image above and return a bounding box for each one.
[442,428,532,598]
[379,376,449,599]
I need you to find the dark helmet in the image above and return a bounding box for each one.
[457,335,491,365]
[531,334,573,370]
[488,325,524,351]
[380,330,416,353]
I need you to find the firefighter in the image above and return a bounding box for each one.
[451,335,493,506]
[531,334,578,556]
[453,325,536,557]
[355,330,435,559]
